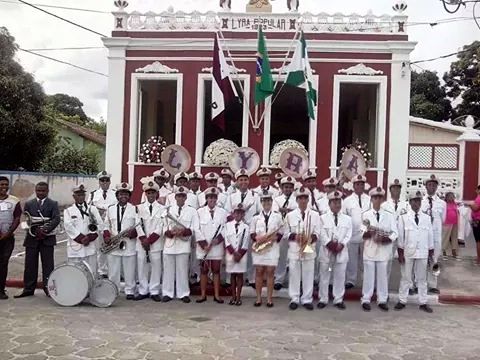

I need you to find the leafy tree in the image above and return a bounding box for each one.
[443,41,480,120]
[410,70,452,121]
[0,27,56,170]
[40,136,100,175]
[46,93,89,123]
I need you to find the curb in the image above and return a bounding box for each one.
[438,294,480,305]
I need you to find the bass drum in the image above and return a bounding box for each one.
[89,279,118,308]
[47,261,94,307]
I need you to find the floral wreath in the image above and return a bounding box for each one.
[139,136,167,164]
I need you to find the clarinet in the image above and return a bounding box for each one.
[202,224,223,261]
[137,206,150,264]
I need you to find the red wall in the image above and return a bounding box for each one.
[463,142,479,200]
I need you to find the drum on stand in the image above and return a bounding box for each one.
[47,261,94,307]
[89,279,119,308]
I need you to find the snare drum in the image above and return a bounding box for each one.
[47,261,94,307]
[89,279,118,308]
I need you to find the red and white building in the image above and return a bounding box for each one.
[102,0,480,201]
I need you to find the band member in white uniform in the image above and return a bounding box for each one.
[273,176,298,290]
[250,192,284,307]
[273,173,285,194]
[395,191,434,313]
[136,181,164,302]
[317,177,340,215]
[89,171,117,277]
[103,183,140,300]
[219,169,236,195]
[198,172,227,209]
[225,204,250,306]
[254,168,279,198]
[360,187,398,312]
[196,187,227,303]
[166,172,199,209]
[152,169,172,205]
[382,179,408,282]
[302,170,323,211]
[318,190,352,310]
[226,170,260,285]
[64,184,103,275]
[189,172,203,196]
[421,174,446,294]
[343,174,371,289]
[162,186,201,303]
[285,187,321,310]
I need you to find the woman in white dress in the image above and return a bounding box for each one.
[224,204,250,305]
[250,192,284,307]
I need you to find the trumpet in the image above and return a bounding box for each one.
[361,220,393,244]
[298,216,314,257]
[252,226,282,254]
[161,207,190,241]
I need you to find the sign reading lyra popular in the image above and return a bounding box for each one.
[220,14,298,32]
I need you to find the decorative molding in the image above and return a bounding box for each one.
[272,66,316,74]
[135,61,179,73]
[201,65,246,73]
[338,63,383,76]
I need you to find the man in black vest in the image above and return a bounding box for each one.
[15,182,60,298]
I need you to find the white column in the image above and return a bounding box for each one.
[388,52,413,199]
[105,46,127,185]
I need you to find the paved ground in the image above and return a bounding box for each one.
[1,293,479,360]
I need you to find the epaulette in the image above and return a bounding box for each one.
[9,195,19,201]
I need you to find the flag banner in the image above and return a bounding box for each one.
[285,32,318,120]
[255,28,274,105]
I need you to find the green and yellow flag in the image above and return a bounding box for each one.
[255,28,274,105]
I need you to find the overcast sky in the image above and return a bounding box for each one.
[1,0,478,121]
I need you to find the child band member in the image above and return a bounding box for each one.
[103,183,140,300]
[318,191,352,310]
[395,191,434,313]
[360,187,398,312]
[250,192,284,307]
[285,187,320,311]
[162,187,201,303]
[64,184,102,275]
[136,181,164,302]
[225,204,249,305]
[196,187,227,303]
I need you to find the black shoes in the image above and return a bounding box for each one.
[317,302,327,309]
[428,288,440,295]
[394,302,406,311]
[409,287,418,295]
[151,295,162,302]
[162,296,172,303]
[378,303,389,312]
[289,302,298,310]
[266,302,273,308]
[126,294,135,300]
[213,297,224,304]
[362,303,371,312]
[14,291,34,299]
[303,303,314,311]
[419,304,433,313]
[181,296,191,303]
[274,283,283,291]
[196,297,207,303]
[0,291,8,300]
[345,283,354,290]
[134,294,149,301]
[334,302,346,310]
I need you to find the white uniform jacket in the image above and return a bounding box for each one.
[272,193,298,217]
[136,201,164,253]
[343,193,371,243]
[398,210,434,259]
[361,209,398,262]
[285,209,321,261]
[163,205,201,255]
[197,190,228,210]
[253,185,279,199]
[196,206,228,260]
[226,190,260,224]
[319,211,352,263]
[104,203,140,257]
[64,203,103,258]
[306,188,323,213]
[166,191,199,210]
[381,199,409,222]
[218,182,236,195]
[89,188,117,220]
[224,221,250,273]
[421,195,446,238]
[250,211,284,264]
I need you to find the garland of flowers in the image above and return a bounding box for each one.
[203,138,239,166]
[269,139,308,167]
[340,139,372,167]
[139,136,167,164]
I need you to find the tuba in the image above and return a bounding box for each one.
[21,210,63,237]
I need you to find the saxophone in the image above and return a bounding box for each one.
[100,221,141,254]
[252,225,283,254]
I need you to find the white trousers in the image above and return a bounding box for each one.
[427,235,441,289]
[274,238,289,285]
[162,253,190,299]
[346,242,362,286]
[398,258,428,305]
[288,258,314,304]
[137,251,162,296]
[319,261,347,304]
[68,255,97,277]
[95,237,108,276]
[314,244,321,284]
[189,241,200,282]
[387,244,397,283]
[107,254,136,295]
[361,260,388,304]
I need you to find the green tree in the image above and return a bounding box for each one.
[0,27,56,170]
[40,136,99,175]
[410,70,452,121]
[443,41,480,120]
[46,93,88,123]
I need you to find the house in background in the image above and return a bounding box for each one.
[55,119,106,171]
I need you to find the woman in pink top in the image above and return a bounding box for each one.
[442,192,460,260]
[469,186,480,265]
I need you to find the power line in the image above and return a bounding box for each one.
[411,48,470,65]
[19,48,107,77]
[474,1,480,30]
[16,0,107,37]
[25,46,104,51]
[0,0,109,13]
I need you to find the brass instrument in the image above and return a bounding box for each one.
[100,221,141,254]
[298,215,314,257]
[252,225,283,254]
[161,207,190,241]
[361,220,393,244]
[21,210,63,237]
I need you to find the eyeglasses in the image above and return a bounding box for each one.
[99,178,110,182]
